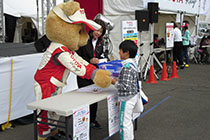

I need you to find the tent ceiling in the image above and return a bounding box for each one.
[3,0,63,18]
[103,0,144,15]
[4,0,37,18]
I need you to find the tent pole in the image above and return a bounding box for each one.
[138,31,142,79]
[36,0,40,38]
[150,23,154,66]
[0,0,5,42]
[41,0,44,35]
[196,0,201,36]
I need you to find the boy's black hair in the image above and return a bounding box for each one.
[119,40,137,58]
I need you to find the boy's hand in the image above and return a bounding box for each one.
[111,78,117,85]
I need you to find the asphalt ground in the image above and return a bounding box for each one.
[0,63,210,140]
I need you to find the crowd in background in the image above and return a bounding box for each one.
[154,21,210,69]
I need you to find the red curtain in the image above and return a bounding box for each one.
[74,0,103,20]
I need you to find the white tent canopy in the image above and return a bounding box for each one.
[103,0,144,15]
[3,0,64,18]
[3,0,210,17]
[103,0,210,60]
[200,0,210,16]
[4,0,37,18]
[2,0,210,53]
[3,0,64,38]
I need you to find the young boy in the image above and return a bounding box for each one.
[112,40,139,140]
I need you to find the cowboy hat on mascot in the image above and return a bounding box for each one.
[34,1,112,140]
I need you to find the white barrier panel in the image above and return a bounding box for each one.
[0,53,78,124]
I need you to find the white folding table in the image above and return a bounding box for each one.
[27,85,117,140]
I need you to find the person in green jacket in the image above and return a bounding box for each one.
[181,23,191,67]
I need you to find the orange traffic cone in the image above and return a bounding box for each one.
[146,65,158,84]
[170,61,179,79]
[160,62,170,81]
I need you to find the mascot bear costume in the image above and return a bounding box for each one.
[34,1,112,140]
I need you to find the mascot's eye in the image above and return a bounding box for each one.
[79,29,82,34]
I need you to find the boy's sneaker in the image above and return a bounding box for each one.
[90,120,102,129]
[185,64,189,68]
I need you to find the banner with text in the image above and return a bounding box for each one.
[144,0,200,15]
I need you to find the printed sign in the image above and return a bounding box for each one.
[73,105,90,140]
[166,23,174,48]
[107,94,120,137]
[122,20,138,45]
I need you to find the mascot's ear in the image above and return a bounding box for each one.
[63,1,80,16]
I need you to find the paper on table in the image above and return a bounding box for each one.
[77,84,103,93]
[99,58,108,63]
